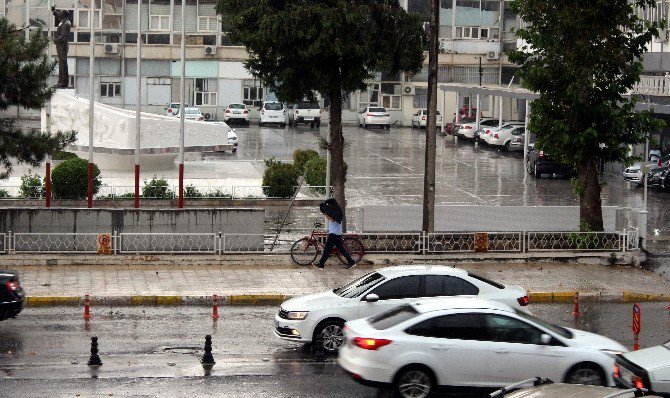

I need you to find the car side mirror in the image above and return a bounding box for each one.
[540,334,551,345]
[364,293,379,303]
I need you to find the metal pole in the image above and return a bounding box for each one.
[178,0,186,208]
[421,0,438,234]
[45,0,53,208]
[325,135,331,199]
[135,0,142,209]
[87,0,96,208]
[523,99,530,207]
[478,56,483,87]
[24,0,29,41]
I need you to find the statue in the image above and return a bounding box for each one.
[52,7,71,88]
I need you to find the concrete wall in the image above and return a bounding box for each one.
[0,208,264,234]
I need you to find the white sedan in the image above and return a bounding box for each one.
[410,109,443,128]
[614,339,670,396]
[274,265,528,353]
[339,298,626,398]
[457,118,499,139]
[223,103,250,125]
[358,106,390,129]
[482,122,526,150]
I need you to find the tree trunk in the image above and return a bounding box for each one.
[422,0,439,234]
[328,88,347,231]
[577,156,604,231]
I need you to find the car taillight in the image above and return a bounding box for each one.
[658,158,662,167]
[485,129,490,134]
[225,109,231,113]
[494,133,499,139]
[353,337,393,351]
[367,113,374,117]
[384,114,389,117]
[198,116,204,121]
[243,110,248,114]
[167,108,173,113]
[421,116,426,120]
[517,295,529,306]
[632,375,645,389]
[464,125,472,129]
[6,280,18,291]
[539,151,544,158]
[613,364,620,379]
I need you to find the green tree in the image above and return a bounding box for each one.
[293,148,320,173]
[19,172,43,198]
[0,18,76,179]
[304,156,348,196]
[217,0,426,228]
[509,0,664,231]
[50,158,101,199]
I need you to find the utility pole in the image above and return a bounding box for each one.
[422,0,439,234]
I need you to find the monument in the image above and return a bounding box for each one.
[52,7,71,88]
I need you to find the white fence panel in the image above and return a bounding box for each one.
[13,233,101,253]
[119,233,217,254]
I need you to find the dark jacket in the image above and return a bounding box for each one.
[319,198,343,224]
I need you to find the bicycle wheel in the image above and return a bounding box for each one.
[337,237,365,265]
[290,238,318,266]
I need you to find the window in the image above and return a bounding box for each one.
[424,276,479,297]
[194,78,217,106]
[100,82,121,98]
[102,0,123,30]
[479,27,499,40]
[370,305,419,330]
[484,314,545,345]
[243,80,264,107]
[413,87,427,108]
[335,272,386,298]
[382,95,401,110]
[198,16,217,31]
[370,276,422,300]
[468,273,504,289]
[150,15,170,30]
[78,10,102,29]
[406,313,487,340]
[456,26,480,39]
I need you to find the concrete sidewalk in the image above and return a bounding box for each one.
[6,254,670,306]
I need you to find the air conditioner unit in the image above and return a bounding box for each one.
[104,43,118,54]
[486,50,500,61]
[204,45,217,55]
[402,85,415,96]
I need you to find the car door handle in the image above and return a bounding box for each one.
[430,345,452,351]
[494,349,509,354]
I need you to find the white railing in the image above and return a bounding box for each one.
[526,231,623,252]
[626,228,640,250]
[118,233,217,254]
[426,232,523,253]
[633,75,670,96]
[12,232,103,253]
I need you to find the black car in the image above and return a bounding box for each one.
[647,166,670,191]
[526,146,574,178]
[0,271,25,320]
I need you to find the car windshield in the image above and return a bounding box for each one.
[170,104,180,108]
[514,309,573,338]
[229,104,245,109]
[334,272,386,298]
[663,339,670,348]
[369,107,386,113]
[264,103,283,111]
[185,109,200,115]
[369,304,419,330]
[297,102,319,109]
[421,110,441,116]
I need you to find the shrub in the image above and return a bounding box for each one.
[293,148,320,173]
[51,151,78,160]
[0,189,11,198]
[184,185,203,198]
[51,158,101,199]
[142,176,173,199]
[19,172,43,198]
[262,160,300,198]
[304,156,347,195]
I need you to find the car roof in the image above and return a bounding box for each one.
[375,265,469,278]
[411,297,514,314]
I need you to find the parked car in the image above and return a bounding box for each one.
[358,106,391,129]
[526,145,574,178]
[259,101,286,127]
[338,298,627,398]
[208,122,238,153]
[491,378,661,398]
[223,103,250,125]
[482,123,526,150]
[614,339,670,397]
[623,154,670,186]
[410,109,443,128]
[288,102,322,128]
[164,102,187,117]
[457,118,498,140]
[509,130,536,152]
[479,122,524,144]
[274,265,528,353]
[646,165,670,190]
[182,107,205,121]
[0,271,25,321]
[445,107,479,135]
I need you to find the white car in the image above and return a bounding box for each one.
[223,103,250,125]
[259,101,286,127]
[358,106,390,129]
[274,265,528,353]
[614,339,670,396]
[164,102,187,117]
[458,118,499,140]
[410,109,443,128]
[623,154,670,186]
[479,122,523,144]
[338,298,626,398]
[482,123,526,150]
[183,107,205,121]
[492,378,662,398]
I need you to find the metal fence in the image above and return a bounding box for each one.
[0,230,634,255]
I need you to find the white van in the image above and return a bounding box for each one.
[259,101,286,127]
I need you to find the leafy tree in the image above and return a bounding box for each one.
[19,172,43,198]
[293,148,320,173]
[51,158,101,199]
[0,18,76,179]
[217,0,426,228]
[509,0,664,231]
[304,156,348,196]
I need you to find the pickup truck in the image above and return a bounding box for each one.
[288,102,321,128]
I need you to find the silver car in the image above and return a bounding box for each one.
[623,154,670,186]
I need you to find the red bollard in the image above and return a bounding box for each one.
[212,294,220,320]
[83,294,91,320]
[633,333,639,351]
[572,292,581,318]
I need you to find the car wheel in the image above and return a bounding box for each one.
[526,160,534,175]
[504,141,511,152]
[565,363,605,386]
[289,119,293,127]
[364,123,368,129]
[314,320,345,353]
[315,119,321,128]
[534,162,541,179]
[393,366,434,398]
[310,122,315,128]
[386,124,391,130]
[281,123,286,128]
[662,175,670,191]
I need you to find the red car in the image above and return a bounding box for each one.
[1,271,25,320]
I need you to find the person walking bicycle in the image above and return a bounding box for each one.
[315,198,356,270]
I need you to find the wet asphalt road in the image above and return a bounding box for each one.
[1,303,668,397]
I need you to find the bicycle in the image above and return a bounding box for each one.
[290,221,365,266]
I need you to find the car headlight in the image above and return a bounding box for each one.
[600,349,623,358]
[287,311,309,320]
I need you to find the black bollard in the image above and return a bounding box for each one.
[87,336,102,366]
[314,338,326,362]
[201,335,215,365]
